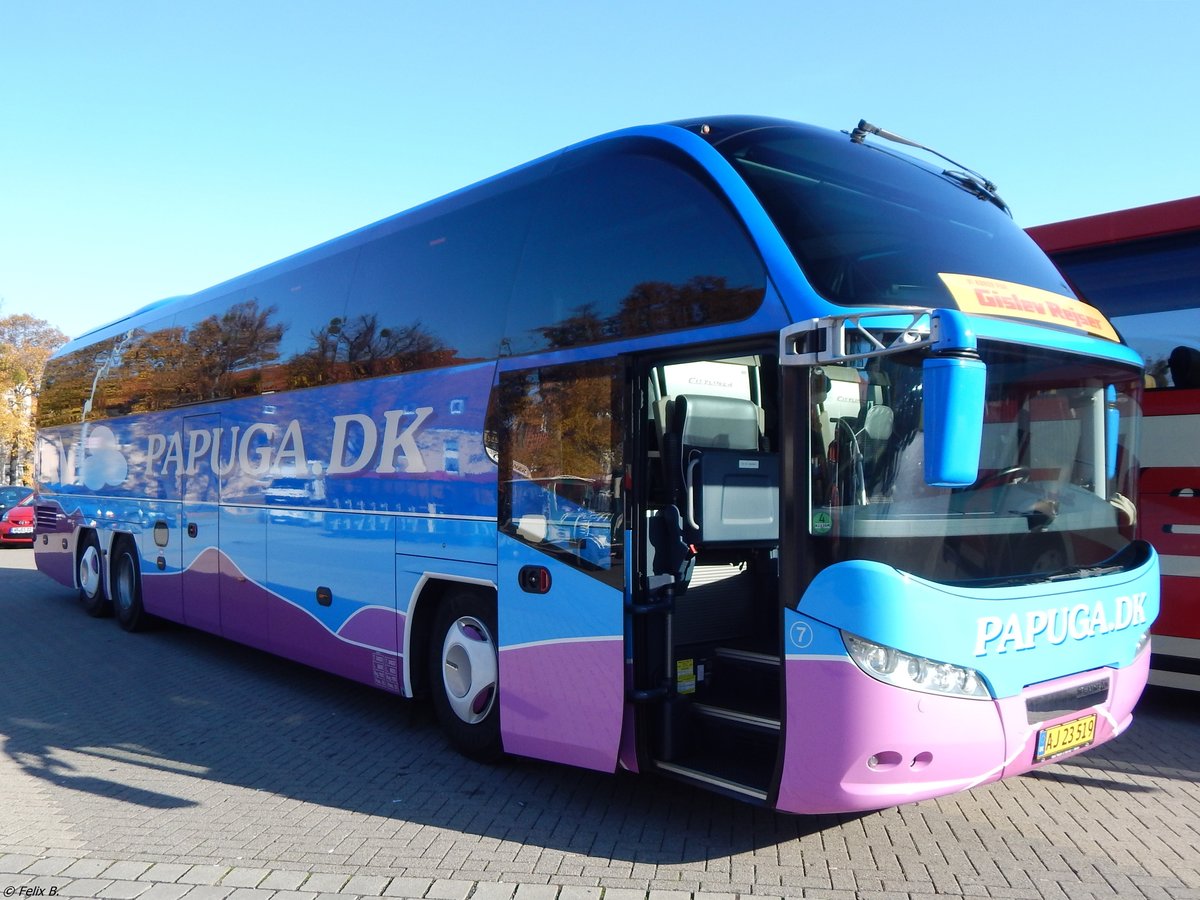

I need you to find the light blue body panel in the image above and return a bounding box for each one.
[792,554,1159,697]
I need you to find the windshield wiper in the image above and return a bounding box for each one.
[1044,562,1125,582]
[941,170,1009,213]
[850,119,1010,215]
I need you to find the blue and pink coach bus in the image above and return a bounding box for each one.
[34,117,1158,813]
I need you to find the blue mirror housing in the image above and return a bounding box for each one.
[923,354,987,487]
[1105,384,1119,481]
[777,307,988,488]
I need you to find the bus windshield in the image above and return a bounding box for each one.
[809,343,1143,584]
[717,124,1073,308]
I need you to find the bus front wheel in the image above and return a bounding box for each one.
[77,531,110,618]
[429,589,502,761]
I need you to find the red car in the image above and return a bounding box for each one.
[0,495,34,546]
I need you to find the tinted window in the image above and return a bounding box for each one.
[342,185,536,375]
[497,360,624,586]
[99,318,184,415]
[38,251,359,425]
[171,294,286,404]
[717,125,1073,308]
[39,343,108,428]
[252,251,358,391]
[504,147,765,354]
[37,317,181,427]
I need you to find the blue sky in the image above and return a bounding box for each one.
[2,1,1197,340]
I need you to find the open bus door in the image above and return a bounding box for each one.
[493,360,627,771]
[629,351,785,804]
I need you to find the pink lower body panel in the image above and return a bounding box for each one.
[775,645,1150,814]
[499,637,625,772]
[999,643,1148,780]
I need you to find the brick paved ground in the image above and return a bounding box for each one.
[1,547,1197,899]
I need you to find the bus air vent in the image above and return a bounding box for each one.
[35,506,60,530]
[1025,678,1109,725]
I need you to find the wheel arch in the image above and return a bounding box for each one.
[403,574,497,701]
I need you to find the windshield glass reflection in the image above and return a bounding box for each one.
[809,343,1142,584]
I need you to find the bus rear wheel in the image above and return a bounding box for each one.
[112,538,147,632]
[429,589,502,761]
[77,531,110,617]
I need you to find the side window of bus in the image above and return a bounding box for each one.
[497,360,624,587]
[504,147,766,355]
[38,317,181,427]
[166,253,360,400]
[170,295,287,404]
[98,317,183,416]
[257,251,358,391]
[345,184,538,374]
[38,346,97,427]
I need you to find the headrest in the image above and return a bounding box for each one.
[674,394,760,450]
[863,405,895,440]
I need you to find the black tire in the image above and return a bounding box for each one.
[77,530,111,617]
[428,589,503,762]
[112,538,147,632]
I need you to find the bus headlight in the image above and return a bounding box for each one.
[842,632,992,700]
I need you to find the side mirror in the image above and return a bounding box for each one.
[923,354,986,487]
[1105,385,1119,481]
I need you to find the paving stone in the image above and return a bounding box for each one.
[304,874,352,894]
[138,885,194,900]
[173,887,234,900]
[21,856,77,876]
[260,871,310,891]
[513,885,558,900]
[342,875,390,896]
[379,883,432,900]
[225,889,275,900]
[220,869,270,889]
[470,883,518,900]
[62,859,118,879]
[141,864,195,884]
[96,881,153,899]
[559,888,604,900]
[101,863,154,883]
[0,855,43,874]
[57,880,117,897]
[425,879,473,900]
[179,867,230,886]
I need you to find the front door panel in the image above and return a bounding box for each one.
[495,360,627,771]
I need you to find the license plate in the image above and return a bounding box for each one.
[11,527,33,534]
[1035,713,1097,762]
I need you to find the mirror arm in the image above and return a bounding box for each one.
[780,307,977,366]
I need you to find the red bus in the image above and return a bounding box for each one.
[1030,197,1200,690]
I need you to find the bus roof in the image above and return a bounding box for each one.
[61,116,792,353]
[1028,196,1200,252]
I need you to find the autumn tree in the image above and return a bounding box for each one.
[0,314,69,483]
